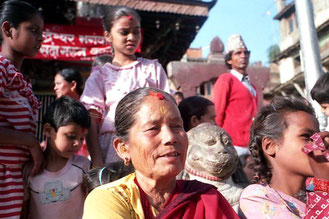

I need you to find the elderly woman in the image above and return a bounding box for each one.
[83,88,239,218]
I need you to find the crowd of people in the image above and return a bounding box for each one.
[0,0,328,219]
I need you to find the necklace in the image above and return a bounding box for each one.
[269,185,303,218]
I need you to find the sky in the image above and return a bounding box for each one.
[190,0,281,66]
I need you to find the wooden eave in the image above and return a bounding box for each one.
[72,0,216,16]
[273,2,295,20]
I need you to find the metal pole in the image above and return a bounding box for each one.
[295,0,327,129]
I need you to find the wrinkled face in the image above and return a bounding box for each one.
[126,96,188,180]
[273,111,319,178]
[54,74,74,98]
[8,14,43,57]
[186,123,238,179]
[228,48,250,72]
[46,123,87,159]
[106,15,141,57]
[320,103,329,117]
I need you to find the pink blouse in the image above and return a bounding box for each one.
[239,184,306,218]
[239,184,329,218]
[81,58,170,133]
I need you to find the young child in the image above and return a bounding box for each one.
[80,6,170,166]
[24,97,91,219]
[239,97,329,218]
[83,161,134,194]
[0,1,44,217]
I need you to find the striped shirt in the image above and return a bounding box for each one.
[0,56,40,218]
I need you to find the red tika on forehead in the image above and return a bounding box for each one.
[149,91,165,100]
[127,15,133,21]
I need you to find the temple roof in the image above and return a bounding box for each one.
[72,0,216,16]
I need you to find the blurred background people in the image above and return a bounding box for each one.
[178,96,216,131]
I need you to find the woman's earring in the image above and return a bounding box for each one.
[120,146,127,153]
[124,157,130,166]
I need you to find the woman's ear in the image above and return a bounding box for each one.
[2,21,12,38]
[43,123,53,138]
[104,31,112,43]
[262,137,276,157]
[190,115,200,129]
[113,137,130,161]
[70,80,77,92]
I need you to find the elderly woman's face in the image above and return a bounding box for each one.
[127,96,188,179]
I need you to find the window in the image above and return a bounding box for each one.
[288,17,294,33]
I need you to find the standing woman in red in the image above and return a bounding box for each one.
[0,1,44,218]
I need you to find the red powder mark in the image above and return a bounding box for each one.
[127,15,133,21]
[149,91,165,100]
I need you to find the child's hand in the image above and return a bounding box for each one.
[28,138,45,176]
[307,131,329,181]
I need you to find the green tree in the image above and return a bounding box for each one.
[267,44,280,62]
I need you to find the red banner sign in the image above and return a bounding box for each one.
[35,24,112,61]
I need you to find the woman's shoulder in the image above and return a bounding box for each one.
[83,173,137,219]
[96,173,136,192]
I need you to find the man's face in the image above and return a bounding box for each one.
[228,48,250,73]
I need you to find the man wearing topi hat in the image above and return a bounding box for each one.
[213,34,257,157]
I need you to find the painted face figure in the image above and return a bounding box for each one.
[106,15,141,58]
[125,95,188,180]
[8,14,43,57]
[186,123,238,180]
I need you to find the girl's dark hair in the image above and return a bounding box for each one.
[249,97,315,184]
[82,161,134,194]
[57,68,84,96]
[115,87,175,140]
[310,72,329,104]
[224,51,233,69]
[43,96,91,131]
[178,96,214,131]
[0,0,40,41]
[102,6,141,32]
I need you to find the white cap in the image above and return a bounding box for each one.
[226,34,248,53]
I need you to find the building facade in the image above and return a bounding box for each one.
[272,0,329,96]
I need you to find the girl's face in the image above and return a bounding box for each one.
[7,14,43,57]
[45,123,87,159]
[54,74,75,98]
[106,15,141,58]
[273,111,319,178]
